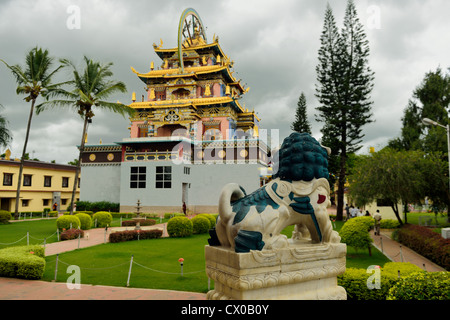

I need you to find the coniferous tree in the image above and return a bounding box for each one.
[315,1,375,220]
[291,92,311,134]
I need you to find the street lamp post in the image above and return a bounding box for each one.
[422,117,450,192]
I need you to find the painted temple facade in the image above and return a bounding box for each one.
[80,8,270,213]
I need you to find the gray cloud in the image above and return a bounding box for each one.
[1,0,450,163]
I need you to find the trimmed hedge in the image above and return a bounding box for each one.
[196,214,217,228]
[379,219,401,229]
[0,245,46,279]
[164,212,185,219]
[339,216,374,250]
[167,216,193,238]
[192,215,210,234]
[93,211,113,228]
[75,201,119,212]
[338,262,424,300]
[109,229,163,243]
[387,271,450,300]
[75,213,92,230]
[60,228,84,241]
[56,215,81,231]
[0,210,12,224]
[396,224,450,270]
[121,219,156,227]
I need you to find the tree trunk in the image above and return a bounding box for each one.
[14,99,36,219]
[69,114,89,215]
[391,202,404,225]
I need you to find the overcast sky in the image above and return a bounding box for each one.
[1,0,450,164]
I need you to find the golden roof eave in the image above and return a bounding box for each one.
[129,96,244,112]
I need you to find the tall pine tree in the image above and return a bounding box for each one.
[315,1,374,220]
[291,92,311,134]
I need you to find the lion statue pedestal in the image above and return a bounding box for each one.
[205,242,346,300]
[205,133,347,300]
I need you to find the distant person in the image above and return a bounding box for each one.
[345,204,350,220]
[365,210,371,216]
[374,210,382,235]
[182,202,187,215]
[52,202,57,212]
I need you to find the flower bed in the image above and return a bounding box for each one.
[60,228,84,241]
[109,229,163,243]
[396,224,450,270]
[121,219,156,227]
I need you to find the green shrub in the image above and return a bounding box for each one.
[164,212,184,219]
[382,262,423,276]
[196,214,216,227]
[339,216,374,249]
[387,271,450,300]
[56,215,81,230]
[74,213,92,230]
[379,219,401,229]
[338,266,398,300]
[192,215,211,234]
[0,245,46,279]
[76,201,119,212]
[167,216,193,238]
[93,211,113,228]
[48,211,59,217]
[0,210,12,224]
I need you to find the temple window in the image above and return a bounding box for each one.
[130,167,146,189]
[172,88,190,99]
[156,166,172,189]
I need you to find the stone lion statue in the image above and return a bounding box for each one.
[208,132,341,253]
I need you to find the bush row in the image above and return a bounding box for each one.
[395,224,450,270]
[121,219,156,227]
[0,245,46,279]
[109,229,163,243]
[338,262,449,300]
[166,214,217,238]
[75,201,119,212]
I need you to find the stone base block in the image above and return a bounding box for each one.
[205,242,347,300]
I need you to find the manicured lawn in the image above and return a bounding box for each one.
[42,234,211,293]
[0,219,59,249]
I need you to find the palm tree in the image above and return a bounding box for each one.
[37,56,135,214]
[1,47,64,219]
[0,104,12,148]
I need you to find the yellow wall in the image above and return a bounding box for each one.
[343,193,404,221]
[0,159,80,212]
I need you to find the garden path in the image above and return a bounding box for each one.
[369,229,446,272]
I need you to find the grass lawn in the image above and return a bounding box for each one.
[0,219,59,249]
[42,234,211,293]
[1,216,392,293]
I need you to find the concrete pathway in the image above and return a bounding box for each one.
[369,229,446,272]
[0,277,206,300]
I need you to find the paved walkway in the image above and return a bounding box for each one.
[369,229,446,272]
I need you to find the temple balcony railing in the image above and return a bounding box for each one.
[124,151,192,162]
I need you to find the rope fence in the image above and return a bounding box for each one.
[52,254,208,288]
[0,230,59,247]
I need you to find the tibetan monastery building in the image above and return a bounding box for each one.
[80,8,270,213]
